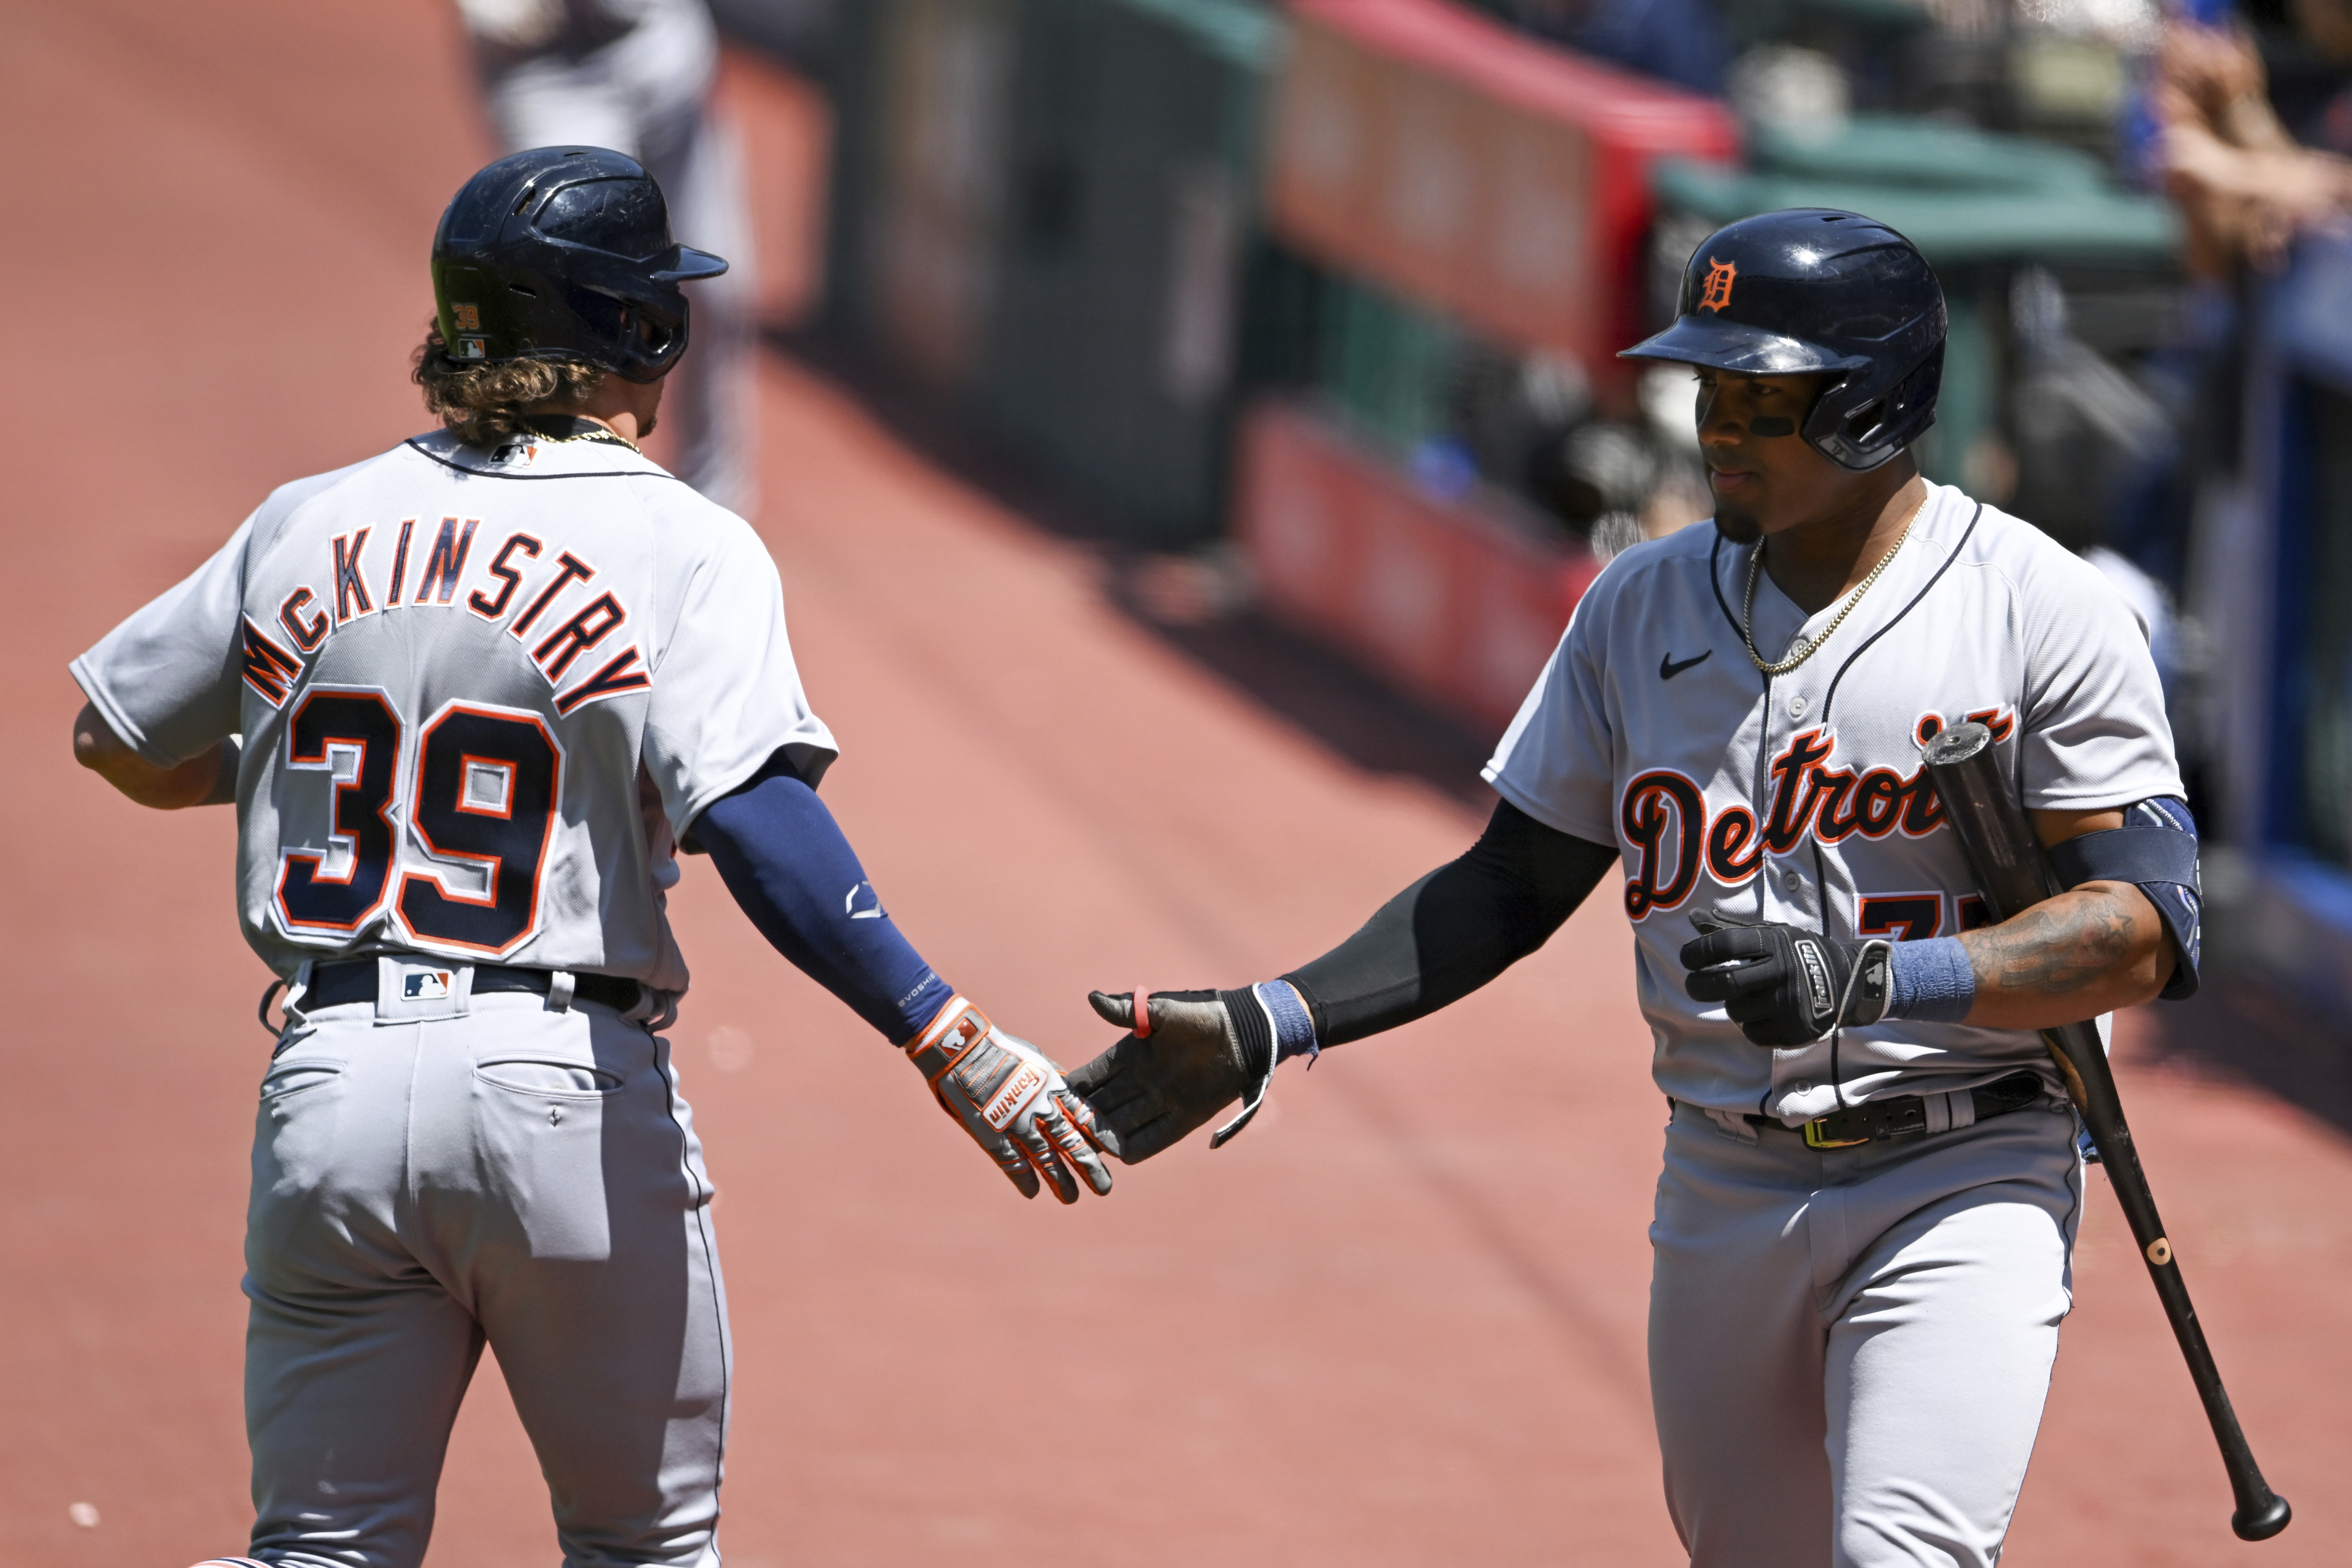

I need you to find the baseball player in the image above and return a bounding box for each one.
[1069,210,2203,1567]
[455,0,758,515]
[70,145,1109,1568]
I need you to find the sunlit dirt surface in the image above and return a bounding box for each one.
[4,3,2344,1563]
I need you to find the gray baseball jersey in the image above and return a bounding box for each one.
[71,426,835,993]
[1485,480,2182,1122]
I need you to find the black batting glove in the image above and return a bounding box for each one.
[1066,989,1274,1162]
[1679,918,1893,1048]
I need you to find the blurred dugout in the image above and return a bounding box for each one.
[818,0,1739,732]
[825,0,1275,550]
[456,0,761,515]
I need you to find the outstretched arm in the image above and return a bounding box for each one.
[1071,800,1618,1161]
[1283,798,1620,1044]
[72,701,236,809]
[687,753,957,1043]
[687,753,1111,1203]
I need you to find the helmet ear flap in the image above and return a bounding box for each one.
[432,146,717,384]
[1802,342,1944,471]
[608,295,688,382]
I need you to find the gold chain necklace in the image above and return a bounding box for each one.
[1739,493,1927,677]
[523,415,641,453]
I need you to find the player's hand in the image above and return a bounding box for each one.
[1067,989,1268,1162]
[905,999,1113,1203]
[1680,918,1892,1047]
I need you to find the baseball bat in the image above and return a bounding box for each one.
[1921,721,2290,1543]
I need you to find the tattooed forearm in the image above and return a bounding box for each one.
[1955,881,2171,1029]
[1967,888,2137,994]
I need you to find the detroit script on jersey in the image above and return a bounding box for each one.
[72,430,836,993]
[1618,709,2016,922]
[1486,483,2183,1122]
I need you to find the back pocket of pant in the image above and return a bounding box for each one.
[475,1057,625,1096]
[260,1060,346,1103]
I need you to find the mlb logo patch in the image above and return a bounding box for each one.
[455,336,488,361]
[403,970,455,1001]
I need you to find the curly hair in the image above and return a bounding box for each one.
[412,323,606,448]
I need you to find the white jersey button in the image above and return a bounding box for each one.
[1783,868,1804,891]
[1792,1080,1814,1094]
[1788,694,1809,719]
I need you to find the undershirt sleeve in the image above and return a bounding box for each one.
[687,754,955,1045]
[1282,799,1620,1046]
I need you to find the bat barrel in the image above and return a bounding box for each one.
[1918,721,2057,919]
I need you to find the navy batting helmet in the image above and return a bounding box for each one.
[1622,209,1945,471]
[430,146,728,384]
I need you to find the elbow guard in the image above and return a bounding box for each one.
[2046,797,2201,1000]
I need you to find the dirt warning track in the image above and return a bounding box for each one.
[3,2,2345,1564]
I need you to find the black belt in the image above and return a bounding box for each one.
[1739,1070,2048,1149]
[305,959,642,1015]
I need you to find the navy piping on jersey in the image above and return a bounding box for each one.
[1706,530,1782,1116]
[1706,533,1780,931]
[1815,502,1987,729]
[1808,502,1986,1108]
[1705,500,1988,1113]
[401,437,694,482]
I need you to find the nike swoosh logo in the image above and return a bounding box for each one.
[1660,650,1713,680]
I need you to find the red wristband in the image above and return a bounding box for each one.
[1132,988,1152,1038]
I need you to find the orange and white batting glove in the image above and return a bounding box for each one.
[905,997,1114,1203]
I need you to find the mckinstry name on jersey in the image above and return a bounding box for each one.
[1485,482,2183,1124]
[70,429,836,994]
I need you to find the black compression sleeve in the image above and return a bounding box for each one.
[1281,799,1618,1047]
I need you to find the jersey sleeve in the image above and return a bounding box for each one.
[641,516,838,837]
[1481,570,1621,845]
[68,518,253,767]
[2014,551,2184,811]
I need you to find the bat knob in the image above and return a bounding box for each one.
[2231,1492,2291,1542]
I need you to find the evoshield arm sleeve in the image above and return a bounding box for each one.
[687,754,955,1044]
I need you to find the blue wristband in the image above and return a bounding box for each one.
[1254,980,1320,1064]
[1885,936,1975,1024]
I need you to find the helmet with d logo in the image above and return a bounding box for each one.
[1623,209,1945,471]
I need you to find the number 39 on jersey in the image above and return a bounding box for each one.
[272,684,563,957]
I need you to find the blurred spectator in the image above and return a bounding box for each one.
[1481,0,1728,94]
[2154,9,2352,275]
[456,0,759,514]
[1547,422,1659,557]
[1726,43,1850,141]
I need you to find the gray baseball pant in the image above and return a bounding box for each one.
[241,978,727,1568]
[1650,1096,2085,1567]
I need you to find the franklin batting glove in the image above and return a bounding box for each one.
[905,998,1112,1202]
[1679,918,1893,1048]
